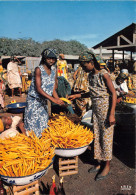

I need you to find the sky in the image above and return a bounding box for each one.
[0,1,135,48]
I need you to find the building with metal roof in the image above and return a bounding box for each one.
[93,23,136,61]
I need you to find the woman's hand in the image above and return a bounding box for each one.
[53,98,65,106]
[68,94,81,100]
[17,121,27,135]
[109,114,116,126]
[117,97,123,104]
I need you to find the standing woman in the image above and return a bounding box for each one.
[7,56,22,97]
[69,51,117,181]
[24,48,64,137]
[57,54,68,80]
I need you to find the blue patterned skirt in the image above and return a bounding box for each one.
[24,95,48,137]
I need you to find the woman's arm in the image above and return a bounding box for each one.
[103,73,117,126]
[17,121,27,135]
[68,92,90,100]
[73,69,78,80]
[35,67,64,105]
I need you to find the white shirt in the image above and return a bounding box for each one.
[0,116,21,140]
[112,80,128,96]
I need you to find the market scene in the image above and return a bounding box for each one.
[0,2,135,195]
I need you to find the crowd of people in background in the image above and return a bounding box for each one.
[0,51,136,114]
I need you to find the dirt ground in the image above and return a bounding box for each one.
[0,94,135,195]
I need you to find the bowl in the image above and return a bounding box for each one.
[6,102,27,114]
[122,102,136,110]
[0,157,54,185]
[55,141,93,157]
[81,110,93,128]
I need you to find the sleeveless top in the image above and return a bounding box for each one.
[88,69,110,98]
[28,65,56,99]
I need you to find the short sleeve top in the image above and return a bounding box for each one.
[88,69,110,98]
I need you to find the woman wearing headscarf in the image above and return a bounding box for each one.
[24,48,64,137]
[69,50,116,181]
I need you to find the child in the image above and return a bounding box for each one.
[0,78,5,112]
[24,48,64,137]
[0,116,26,139]
[69,50,117,181]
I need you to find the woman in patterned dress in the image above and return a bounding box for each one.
[69,50,117,181]
[72,65,91,117]
[24,48,64,137]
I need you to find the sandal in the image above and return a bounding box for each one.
[95,172,110,181]
[88,166,100,173]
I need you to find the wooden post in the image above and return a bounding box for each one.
[130,51,133,61]
[112,49,115,69]
[100,46,102,58]
[117,35,120,46]
[123,50,124,62]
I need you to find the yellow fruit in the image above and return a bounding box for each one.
[60,97,72,104]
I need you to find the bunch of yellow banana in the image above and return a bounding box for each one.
[60,97,72,104]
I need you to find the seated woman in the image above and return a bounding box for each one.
[112,73,128,103]
[0,116,26,139]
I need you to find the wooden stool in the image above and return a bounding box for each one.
[6,180,40,195]
[59,156,78,177]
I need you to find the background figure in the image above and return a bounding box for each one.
[133,60,136,74]
[114,64,120,76]
[112,73,128,103]
[7,56,22,97]
[113,73,128,96]
[57,54,68,80]
[0,116,26,139]
[24,48,64,137]
[0,78,5,112]
[72,65,91,117]
[52,76,75,114]
[0,59,7,86]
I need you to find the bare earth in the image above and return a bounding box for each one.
[1,94,135,195]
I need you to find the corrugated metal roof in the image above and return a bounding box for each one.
[93,23,136,52]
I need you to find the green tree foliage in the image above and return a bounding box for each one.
[0,38,88,57]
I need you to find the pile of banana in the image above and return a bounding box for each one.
[123,96,136,104]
